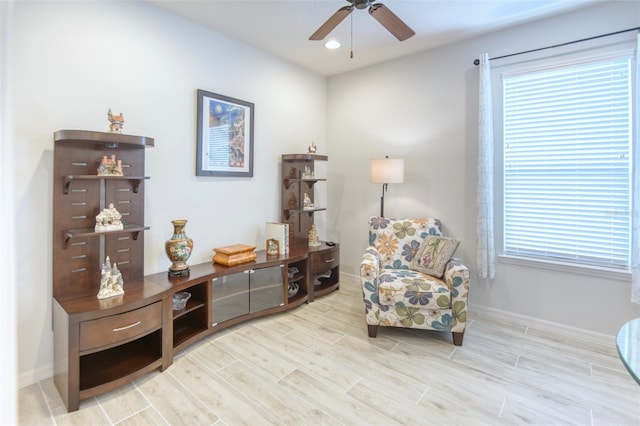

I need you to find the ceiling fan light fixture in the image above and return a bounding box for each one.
[325,40,341,49]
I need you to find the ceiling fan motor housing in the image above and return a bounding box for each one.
[352,0,374,10]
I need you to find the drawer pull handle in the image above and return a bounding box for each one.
[324,258,336,263]
[112,321,141,332]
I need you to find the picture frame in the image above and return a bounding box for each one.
[266,238,279,256]
[196,89,254,177]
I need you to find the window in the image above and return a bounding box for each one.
[503,55,633,270]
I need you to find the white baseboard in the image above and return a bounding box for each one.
[341,271,615,342]
[468,303,615,342]
[18,362,52,389]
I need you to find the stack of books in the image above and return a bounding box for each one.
[212,244,257,266]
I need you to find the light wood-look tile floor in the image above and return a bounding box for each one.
[19,275,640,425]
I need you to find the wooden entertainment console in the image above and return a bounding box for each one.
[52,130,339,412]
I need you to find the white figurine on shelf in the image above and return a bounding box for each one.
[303,192,314,209]
[308,224,321,247]
[97,256,125,299]
[302,165,313,179]
[95,203,124,232]
[307,142,317,153]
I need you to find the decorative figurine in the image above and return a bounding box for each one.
[307,142,317,153]
[303,192,314,209]
[95,203,123,232]
[308,224,321,247]
[288,193,297,209]
[97,256,125,299]
[302,165,313,179]
[108,108,125,133]
[97,154,123,176]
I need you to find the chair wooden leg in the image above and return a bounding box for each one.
[367,324,378,338]
[452,331,464,346]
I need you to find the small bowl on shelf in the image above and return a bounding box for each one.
[287,266,299,279]
[288,282,299,297]
[172,291,191,310]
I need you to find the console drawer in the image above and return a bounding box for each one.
[310,246,339,273]
[79,301,162,352]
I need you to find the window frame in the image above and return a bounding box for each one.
[496,48,636,278]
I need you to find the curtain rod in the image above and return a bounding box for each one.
[473,27,640,66]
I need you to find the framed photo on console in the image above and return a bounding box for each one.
[196,89,254,177]
[266,238,279,256]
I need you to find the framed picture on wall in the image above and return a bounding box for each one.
[196,89,254,177]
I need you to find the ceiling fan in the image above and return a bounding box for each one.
[309,0,415,42]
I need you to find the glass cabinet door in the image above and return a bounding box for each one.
[212,270,250,325]
[249,265,284,313]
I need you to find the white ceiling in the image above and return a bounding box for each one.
[146,0,602,76]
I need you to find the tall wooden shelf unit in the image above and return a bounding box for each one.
[281,154,340,301]
[281,153,328,242]
[52,130,163,412]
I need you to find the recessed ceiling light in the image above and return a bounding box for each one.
[324,40,341,50]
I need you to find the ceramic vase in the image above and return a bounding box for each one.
[165,219,193,277]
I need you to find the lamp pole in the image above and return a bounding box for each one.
[380,182,387,217]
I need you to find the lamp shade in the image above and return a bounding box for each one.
[370,158,404,184]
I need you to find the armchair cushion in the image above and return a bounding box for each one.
[411,235,460,278]
[378,270,450,309]
[368,217,443,269]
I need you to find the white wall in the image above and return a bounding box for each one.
[327,0,640,336]
[1,1,17,424]
[11,1,327,386]
[12,0,640,393]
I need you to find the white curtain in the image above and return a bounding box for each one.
[477,53,495,280]
[632,34,640,304]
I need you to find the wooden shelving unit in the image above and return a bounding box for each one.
[281,154,328,242]
[281,154,339,301]
[52,130,161,412]
[51,138,341,413]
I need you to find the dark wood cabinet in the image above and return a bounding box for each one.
[51,136,341,412]
[52,130,162,412]
[308,243,340,301]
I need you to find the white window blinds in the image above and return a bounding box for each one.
[503,55,632,270]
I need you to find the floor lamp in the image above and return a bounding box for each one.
[370,156,404,217]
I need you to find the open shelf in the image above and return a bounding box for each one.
[79,331,162,391]
[173,314,208,349]
[172,298,206,320]
[283,178,327,190]
[172,281,209,349]
[63,224,149,248]
[289,272,305,283]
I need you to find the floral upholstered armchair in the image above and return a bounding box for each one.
[360,217,470,345]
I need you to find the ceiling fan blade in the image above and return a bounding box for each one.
[309,5,353,40]
[369,3,415,41]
